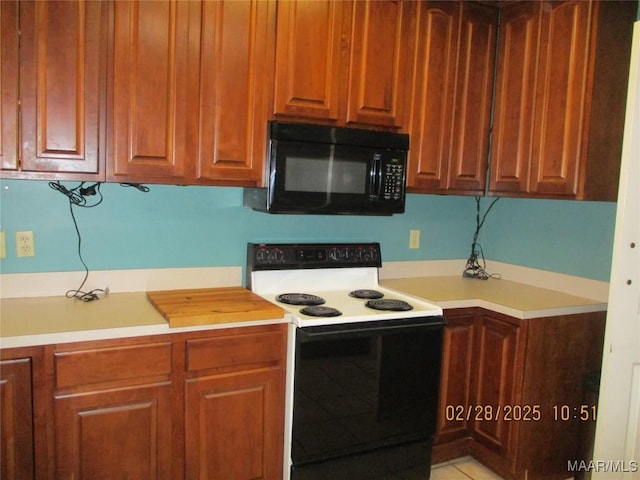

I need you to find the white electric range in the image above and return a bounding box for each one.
[247,242,446,480]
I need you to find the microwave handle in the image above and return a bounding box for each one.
[370,154,381,199]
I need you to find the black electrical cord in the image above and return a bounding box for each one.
[49,181,106,301]
[463,196,501,280]
[119,183,150,192]
[49,181,149,301]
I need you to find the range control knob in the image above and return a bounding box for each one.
[363,247,378,262]
[256,248,284,264]
[328,247,349,261]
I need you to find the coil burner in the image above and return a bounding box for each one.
[365,299,413,311]
[276,293,325,306]
[300,306,342,317]
[349,289,384,299]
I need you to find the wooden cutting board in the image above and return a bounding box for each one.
[146,287,284,328]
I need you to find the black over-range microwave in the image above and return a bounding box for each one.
[243,121,409,215]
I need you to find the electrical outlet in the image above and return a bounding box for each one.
[0,232,6,258]
[409,229,420,249]
[16,231,35,257]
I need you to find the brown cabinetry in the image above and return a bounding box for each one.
[52,340,174,479]
[434,308,606,480]
[435,311,475,445]
[0,357,35,480]
[1,0,107,180]
[109,0,274,186]
[489,0,636,201]
[0,323,287,480]
[434,309,523,464]
[273,0,413,130]
[184,328,286,479]
[406,1,497,195]
[470,313,522,461]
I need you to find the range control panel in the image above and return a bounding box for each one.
[247,243,382,271]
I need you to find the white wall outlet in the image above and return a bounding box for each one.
[409,229,420,249]
[0,232,6,258]
[16,231,35,257]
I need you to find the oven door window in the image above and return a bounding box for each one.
[292,323,442,466]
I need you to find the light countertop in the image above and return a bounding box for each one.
[1,276,607,349]
[381,276,607,319]
[0,291,287,349]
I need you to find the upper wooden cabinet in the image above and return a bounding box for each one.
[273,0,414,130]
[3,0,633,195]
[406,1,497,195]
[489,0,636,201]
[0,1,19,173]
[0,0,107,180]
[109,0,192,181]
[108,0,275,186]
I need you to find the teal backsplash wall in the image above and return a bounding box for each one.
[0,179,616,281]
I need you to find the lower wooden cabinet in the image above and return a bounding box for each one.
[470,313,522,460]
[0,323,287,480]
[54,382,174,479]
[183,328,286,479]
[52,340,174,479]
[434,308,605,480]
[185,368,284,479]
[435,312,475,444]
[0,357,35,480]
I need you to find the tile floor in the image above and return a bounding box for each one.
[431,458,576,480]
[430,457,504,480]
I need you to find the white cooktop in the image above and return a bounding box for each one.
[251,267,443,327]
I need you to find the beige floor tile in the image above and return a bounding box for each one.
[451,458,505,480]
[430,464,473,480]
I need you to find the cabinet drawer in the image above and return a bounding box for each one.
[54,342,172,389]
[186,329,285,373]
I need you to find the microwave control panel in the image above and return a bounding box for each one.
[382,162,405,200]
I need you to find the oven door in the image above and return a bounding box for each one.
[291,317,444,476]
[267,140,406,215]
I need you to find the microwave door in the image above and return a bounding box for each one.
[263,140,401,215]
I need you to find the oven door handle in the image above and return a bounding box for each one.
[296,317,446,342]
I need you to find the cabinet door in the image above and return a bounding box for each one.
[0,358,34,480]
[197,0,274,185]
[53,340,174,479]
[435,312,475,444]
[446,2,497,193]
[471,314,521,458]
[273,0,347,121]
[406,1,496,194]
[13,0,106,179]
[54,382,173,479]
[110,0,193,181]
[0,0,18,171]
[185,368,284,480]
[489,1,541,195]
[529,0,591,197]
[346,0,413,128]
[406,1,459,192]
